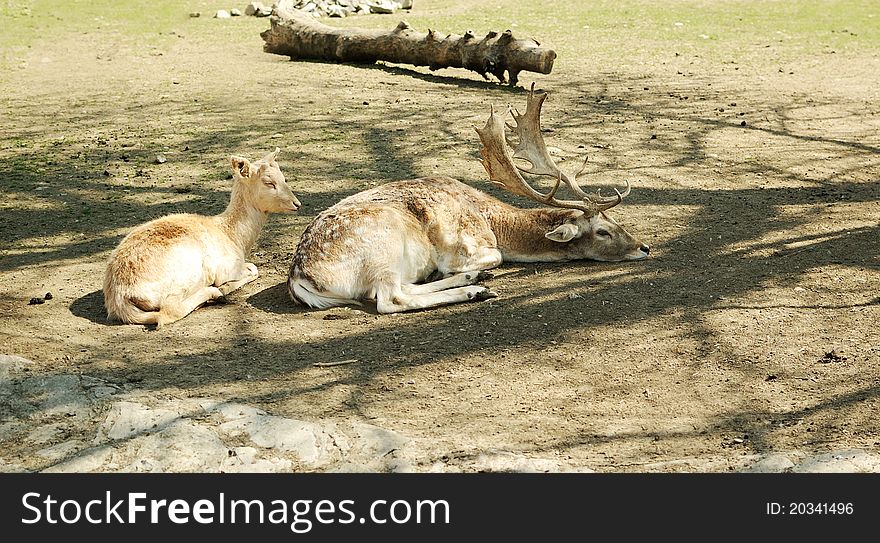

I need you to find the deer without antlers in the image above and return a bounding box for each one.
[104,148,301,327]
[288,86,649,314]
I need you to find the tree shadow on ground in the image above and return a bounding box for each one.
[4,68,879,470]
[69,289,107,325]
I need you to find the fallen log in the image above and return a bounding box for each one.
[260,8,556,86]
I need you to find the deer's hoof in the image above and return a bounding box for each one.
[475,271,495,282]
[473,288,498,302]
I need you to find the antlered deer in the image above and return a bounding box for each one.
[288,86,649,313]
[104,148,301,327]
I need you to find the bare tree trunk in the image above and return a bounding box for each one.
[260,9,557,86]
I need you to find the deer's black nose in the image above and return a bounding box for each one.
[640,244,650,254]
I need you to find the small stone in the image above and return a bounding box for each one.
[740,120,747,126]
[28,297,44,305]
[44,292,53,300]
[214,10,231,19]
[245,2,267,16]
[230,8,242,16]
[189,12,201,18]
[369,1,398,14]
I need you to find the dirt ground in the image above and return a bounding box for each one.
[1,0,879,472]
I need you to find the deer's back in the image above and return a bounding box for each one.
[105,213,232,289]
[290,177,501,292]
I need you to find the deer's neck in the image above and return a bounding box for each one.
[218,183,268,255]
[484,204,580,262]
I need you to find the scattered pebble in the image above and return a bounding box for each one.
[214,10,231,19]
[28,297,45,305]
[249,0,413,19]
[156,154,167,164]
[246,2,273,17]
[819,350,846,364]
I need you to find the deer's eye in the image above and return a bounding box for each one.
[596,229,611,238]
[264,181,276,189]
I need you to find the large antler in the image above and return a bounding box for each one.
[475,83,630,213]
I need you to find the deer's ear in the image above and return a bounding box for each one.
[230,156,251,178]
[545,223,579,243]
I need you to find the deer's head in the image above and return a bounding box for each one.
[230,147,301,214]
[476,85,649,262]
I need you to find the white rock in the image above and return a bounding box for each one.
[27,423,63,445]
[214,10,231,18]
[368,1,399,14]
[123,421,229,472]
[100,401,183,441]
[43,445,115,473]
[741,453,796,473]
[0,354,32,381]
[221,414,330,465]
[21,375,91,418]
[350,422,409,457]
[468,450,566,473]
[36,440,82,461]
[793,449,880,473]
[210,401,267,420]
[230,8,242,16]
[221,446,293,473]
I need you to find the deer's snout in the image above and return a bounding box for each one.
[640,244,650,255]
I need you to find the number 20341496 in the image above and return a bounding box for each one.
[766,502,854,515]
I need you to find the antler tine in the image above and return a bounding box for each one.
[476,83,632,213]
[570,149,632,210]
[590,180,631,211]
[572,155,631,210]
[507,83,615,206]
[475,100,591,212]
